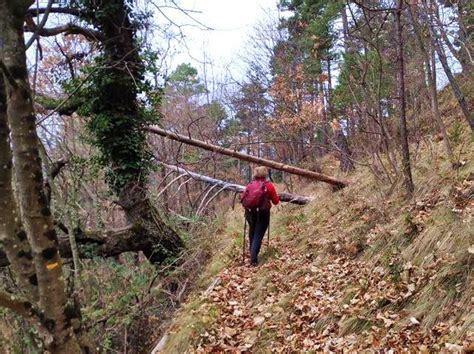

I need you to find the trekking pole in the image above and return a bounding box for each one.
[242,216,247,264]
[267,212,270,247]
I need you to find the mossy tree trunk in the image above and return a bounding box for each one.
[80,0,184,263]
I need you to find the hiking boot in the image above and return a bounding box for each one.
[250,260,258,267]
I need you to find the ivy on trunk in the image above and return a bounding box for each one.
[75,0,185,263]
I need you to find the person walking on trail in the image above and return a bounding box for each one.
[240,166,280,266]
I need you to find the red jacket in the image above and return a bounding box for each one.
[243,178,280,209]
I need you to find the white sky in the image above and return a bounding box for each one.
[26,0,458,90]
[155,0,280,80]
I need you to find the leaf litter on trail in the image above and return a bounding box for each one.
[194,234,472,352]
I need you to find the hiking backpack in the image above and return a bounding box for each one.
[241,180,269,210]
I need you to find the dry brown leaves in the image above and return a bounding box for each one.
[189,232,472,353]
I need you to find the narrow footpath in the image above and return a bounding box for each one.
[191,235,469,352]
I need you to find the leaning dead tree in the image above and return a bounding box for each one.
[147,126,349,189]
[157,161,311,205]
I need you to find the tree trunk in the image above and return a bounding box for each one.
[247,130,252,182]
[395,1,415,196]
[408,3,454,164]
[57,225,178,263]
[454,0,473,74]
[146,126,349,189]
[118,185,184,264]
[0,1,83,352]
[1,222,182,268]
[0,69,38,302]
[320,82,329,153]
[80,0,185,264]
[341,5,351,54]
[327,56,354,173]
[331,122,355,172]
[426,1,474,131]
[428,3,470,74]
[160,167,170,210]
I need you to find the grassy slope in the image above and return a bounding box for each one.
[160,92,473,352]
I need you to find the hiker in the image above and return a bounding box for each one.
[241,166,280,266]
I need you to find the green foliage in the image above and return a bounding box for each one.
[232,78,268,134]
[169,63,199,83]
[80,258,157,348]
[448,119,465,145]
[70,0,161,193]
[279,0,343,87]
[71,0,151,30]
[332,50,394,116]
[35,94,62,110]
[167,63,206,96]
[221,118,242,139]
[204,100,227,124]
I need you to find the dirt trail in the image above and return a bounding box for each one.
[192,235,470,352]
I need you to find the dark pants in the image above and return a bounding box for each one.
[245,209,270,264]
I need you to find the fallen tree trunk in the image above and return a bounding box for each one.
[157,161,311,205]
[0,166,310,268]
[147,126,349,189]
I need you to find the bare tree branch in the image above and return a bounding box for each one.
[25,0,55,49]
[147,126,349,188]
[26,7,82,17]
[25,23,105,42]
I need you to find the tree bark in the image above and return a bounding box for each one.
[341,5,351,54]
[425,1,474,131]
[56,225,176,263]
[118,189,185,264]
[24,22,105,42]
[1,223,182,268]
[453,0,473,74]
[428,2,471,74]
[331,122,355,172]
[147,126,349,189]
[0,2,82,352]
[408,3,454,164]
[395,1,414,196]
[26,6,82,16]
[0,73,39,302]
[0,291,53,344]
[80,0,185,264]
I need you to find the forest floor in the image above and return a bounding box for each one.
[157,123,473,353]
[184,240,469,352]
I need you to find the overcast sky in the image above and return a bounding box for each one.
[155,0,281,80]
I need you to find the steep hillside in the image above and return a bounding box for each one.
[156,127,473,352]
